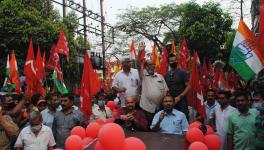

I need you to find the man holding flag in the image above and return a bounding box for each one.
[137,42,169,125]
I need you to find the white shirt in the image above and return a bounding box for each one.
[112,68,140,107]
[15,125,56,150]
[90,105,112,121]
[215,105,236,150]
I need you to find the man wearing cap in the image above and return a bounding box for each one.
[112,56,140,107]
[36,99,47,112]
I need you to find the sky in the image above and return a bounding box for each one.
[53,0,252,52]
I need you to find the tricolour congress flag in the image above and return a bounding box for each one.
[229,19,264,81]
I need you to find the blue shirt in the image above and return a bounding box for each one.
[150,109,189,135]
[41,108,55,129]
[204,100,219,124]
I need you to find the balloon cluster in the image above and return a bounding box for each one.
[65,122,146,150]
[106,101,120,119]
[187,121,221,150]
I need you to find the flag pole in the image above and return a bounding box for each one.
[240,0,243,19]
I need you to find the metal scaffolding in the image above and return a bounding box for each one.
[51,0,114,78]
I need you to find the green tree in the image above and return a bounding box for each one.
[0,0,87,91]
[175,1,233,60]
[116,3,180,51]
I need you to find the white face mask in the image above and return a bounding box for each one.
[253,102,264,111]
[31,124,42,133]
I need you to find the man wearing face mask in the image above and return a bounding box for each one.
[90,98,112,122]
[41,93,61,128]
[137,42,169,126]
[151,95,189,135]
[2,94,25,118]
[15,111,56,150]
[0,96,19,150]
[164,53,190,118]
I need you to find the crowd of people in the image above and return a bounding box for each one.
[0,43,263,150]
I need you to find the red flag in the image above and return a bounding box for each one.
[54,52,63,81]
[171,39,176,54]
[35,46,46,80]
[10,50,21,94]
[177,38,191,72]
[46,44,57,70]
[48,44,63,81]
[201,58,209,94]
[129,40,137,59]
[43,51,46,68]
[188,52,207,119]
[213,68,220,91]
[151,43,160,71]
[34,47,46,96]
[55,30,69,62]
[24,38,37,97]
[101,79,108,93]
[106,61,113,87]
[227,70,239,90]
[158,41,168,76]
[218,72,232,92]
[80,50,101,120]
[258,0,264,54]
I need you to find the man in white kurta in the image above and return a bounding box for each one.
[214,91,236,150]
[112,57,140,107]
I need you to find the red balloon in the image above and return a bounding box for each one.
[112,109,119,118]
[106,118,114,123]
[189,121,202,129]
[95,141,106,150]
[186,128,204,143]
[65,135,83,150]
[96,119,105,125]
[106,101,116,111]
[70,126,86,139]
[98,123,125,150]
[82,137,93,145]
[122,137,146,150]
[205,125,214,135]
[188,142,208,150]
[204,134,221,150]
[86,122,101,138]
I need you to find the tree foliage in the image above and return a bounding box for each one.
[170,1,233,60]
[115,3,180,51]
[115,1,233,61]
[0,0,86,91]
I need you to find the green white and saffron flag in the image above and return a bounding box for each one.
[52,70,68,94]
[3,54,16,92]
[228,19,264,81]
